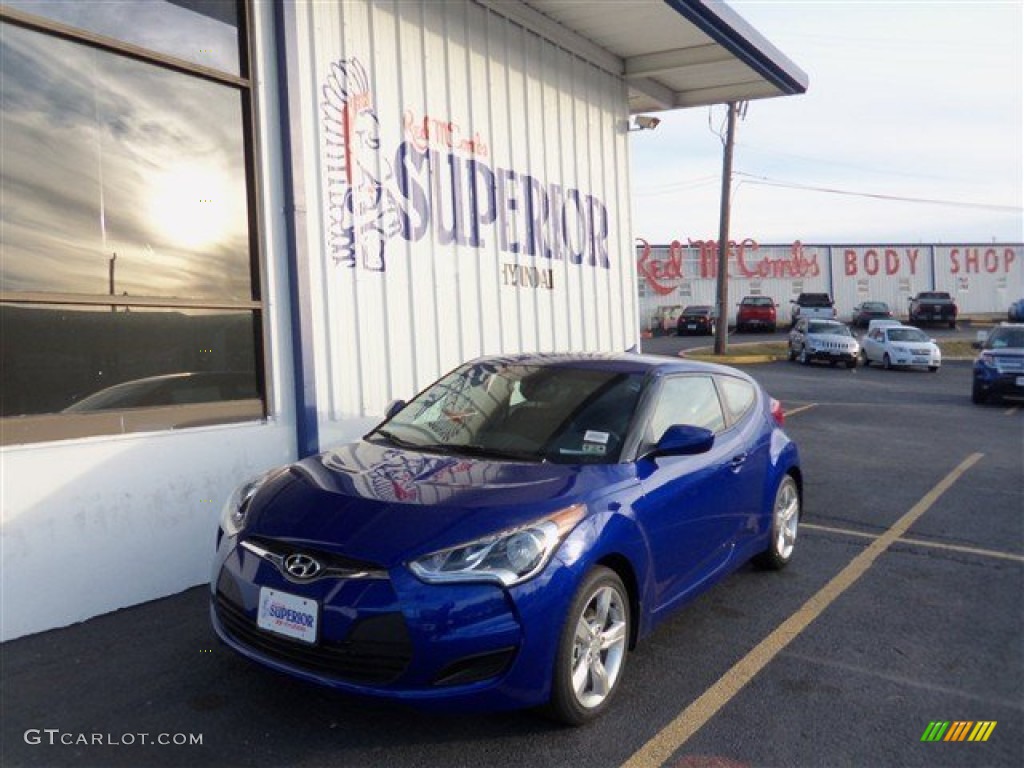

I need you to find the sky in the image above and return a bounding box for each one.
[629,0,1024,246]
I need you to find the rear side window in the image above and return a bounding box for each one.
[717,376,757,424]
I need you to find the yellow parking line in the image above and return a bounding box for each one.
[620,452,984,768]
[802,522,1024,563]
[784,404,817,418]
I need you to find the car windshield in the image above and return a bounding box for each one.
[808,322,850,336]
[888,328,928,342]
[743,297,773,306]
[683,306,712,316]
[863,302,888,311]
[369,361,646,464]
[985,328,1024,350]
[800,295,831,306]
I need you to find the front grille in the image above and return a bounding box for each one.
[215,591,412,685]
[243,535,385,573]
[994,356,1024,374]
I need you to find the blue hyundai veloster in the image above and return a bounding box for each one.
[210,353,801,724]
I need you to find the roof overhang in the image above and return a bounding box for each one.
[477,0,808,113]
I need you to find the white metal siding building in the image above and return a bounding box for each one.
[637,240,1024,328]
[0,1,806,641]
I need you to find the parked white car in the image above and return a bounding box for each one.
[861,324,941,371]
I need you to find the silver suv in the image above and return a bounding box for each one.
[788,318,860,368]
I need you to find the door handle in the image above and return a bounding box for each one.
[730,453,747,471]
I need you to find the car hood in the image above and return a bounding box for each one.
[242,440,637,567]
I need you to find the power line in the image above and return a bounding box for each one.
[733,172,1020,212]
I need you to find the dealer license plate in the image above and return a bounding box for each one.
[257,587,318,644]
[687,324,697,329]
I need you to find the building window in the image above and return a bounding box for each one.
[0,1,264,446]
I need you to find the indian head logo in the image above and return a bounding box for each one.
[322,57,401,271]
[321,56,612,274]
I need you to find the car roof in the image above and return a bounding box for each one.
[463,352,749,379]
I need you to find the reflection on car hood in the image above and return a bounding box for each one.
[243,440,637,566]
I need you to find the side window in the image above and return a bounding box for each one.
[645,376,726,447]
[717,376,757,424]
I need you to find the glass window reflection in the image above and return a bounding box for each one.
[0,303,261,418]
[0,21,252,300]
[2,0,242,75]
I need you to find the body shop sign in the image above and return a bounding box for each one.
[321,58,609,278]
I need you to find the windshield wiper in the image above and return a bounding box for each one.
[368,428,421,449]
[409,442,542,462]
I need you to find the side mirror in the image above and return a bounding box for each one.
[651,425,715,457]
[384,399,406,420]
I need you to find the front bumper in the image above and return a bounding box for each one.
[888,352,941,368]
[974,368,1024,399]
[807,349,858,363]
[210,531,575,711]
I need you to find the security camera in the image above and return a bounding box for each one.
[634,115,661,131]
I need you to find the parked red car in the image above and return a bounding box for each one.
[736,296,777,333]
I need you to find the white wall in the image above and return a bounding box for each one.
[284,0,638,448]
[0,0,296,641]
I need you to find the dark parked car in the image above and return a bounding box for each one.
[211,354,801,724]
[736,296,777,333]
[850,300,893,328]
[676,305,715,336]
[908,292,957,328]
[972,323,1024,404]
[1008,299,1024,322]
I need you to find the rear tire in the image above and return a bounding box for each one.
[753,475,800,570]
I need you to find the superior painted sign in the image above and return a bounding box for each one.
[322,58,610,274]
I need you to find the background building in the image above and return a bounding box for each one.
[0,0,806,641]
[637,239,1024,330]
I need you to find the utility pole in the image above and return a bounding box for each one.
[109,252,117,312]
[714,102,738,354]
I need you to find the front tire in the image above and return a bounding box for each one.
[548,566,630,725]
[754,475,800,570]
[798,346,810,365]
[971,382,987,404]
[883,353,893,370]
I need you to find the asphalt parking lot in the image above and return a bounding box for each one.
[2,339,1021,768]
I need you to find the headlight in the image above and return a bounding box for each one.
[978,352,997,369]
[220,468,285,537]
[893,345,908,354]
[408,504,586,586]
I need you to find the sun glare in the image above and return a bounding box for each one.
[148,164,235,251]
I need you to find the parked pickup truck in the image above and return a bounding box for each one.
[908,292,957,328]
[789,292,836,327]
